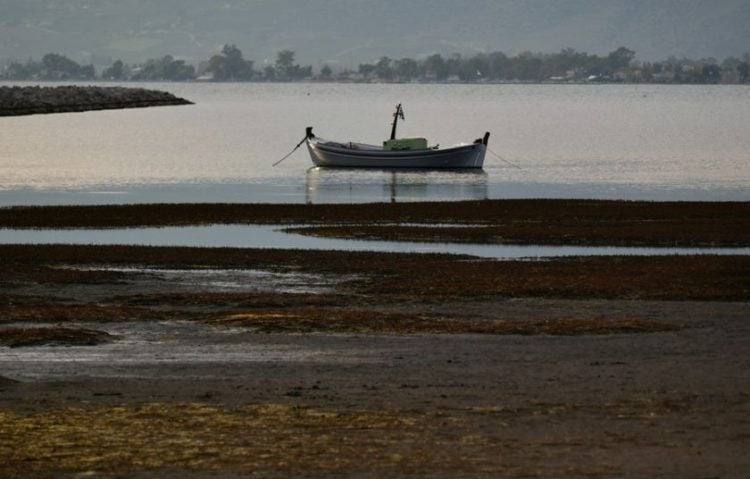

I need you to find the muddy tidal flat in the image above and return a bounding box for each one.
[0,200,749,478]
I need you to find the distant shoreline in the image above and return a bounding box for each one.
[2,79,746,87]
[0,85,193,117]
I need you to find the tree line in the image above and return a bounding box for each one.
[3,46,749,84]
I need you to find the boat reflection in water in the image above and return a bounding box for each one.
[305,167,488,203]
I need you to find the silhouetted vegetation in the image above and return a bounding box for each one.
[130,55,195,81]
[203,44,255,81]
[3,53,95,80]
[3,46,750,84]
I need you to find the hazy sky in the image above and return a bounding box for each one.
[1,0,748,65]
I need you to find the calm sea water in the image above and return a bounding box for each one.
[1,81,748,204]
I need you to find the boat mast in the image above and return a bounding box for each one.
[389,103,403,140]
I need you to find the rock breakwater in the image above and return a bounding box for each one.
[0,85,193,116]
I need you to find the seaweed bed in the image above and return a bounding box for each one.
[0,398,718,478]
[0,327,112,348]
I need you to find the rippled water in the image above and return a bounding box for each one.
[1,81,749,204]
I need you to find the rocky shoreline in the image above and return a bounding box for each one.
[0,85,193,116]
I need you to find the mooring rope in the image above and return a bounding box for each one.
[272,135,308,167]
[488,147,522,169]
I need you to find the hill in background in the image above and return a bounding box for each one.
[1,0,748,67]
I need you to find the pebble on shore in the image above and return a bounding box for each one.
[0,85,193,116]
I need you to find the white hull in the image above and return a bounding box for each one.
[307,137,486,169]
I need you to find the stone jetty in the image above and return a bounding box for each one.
[0,85,193,116]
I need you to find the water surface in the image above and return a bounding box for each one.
[2,225,746,259]
[1,82,748,204]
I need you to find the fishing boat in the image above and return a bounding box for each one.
[305,104,489,169]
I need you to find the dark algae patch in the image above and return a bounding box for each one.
[212,309,682,335]
[0,327,112,347]
[0,303,187,324]
[0,396,742,478]
[0,402,502,477]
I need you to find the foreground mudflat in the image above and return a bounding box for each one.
[1,306,748,478]
[1,242,748,477]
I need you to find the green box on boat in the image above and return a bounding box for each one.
[383,137,428,151]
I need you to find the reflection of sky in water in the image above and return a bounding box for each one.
[1,225,747,259]
[304,168,489,203]
[0,173,745,206]
[0,321,363,381]
[90,267,338,294]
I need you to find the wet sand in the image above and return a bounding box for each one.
[1,200,749,477]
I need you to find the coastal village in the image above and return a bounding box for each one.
[3,46,749,84]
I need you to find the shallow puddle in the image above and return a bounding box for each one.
[0,321,373,381]
[1,224,748,258]
[82,267,338,294]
